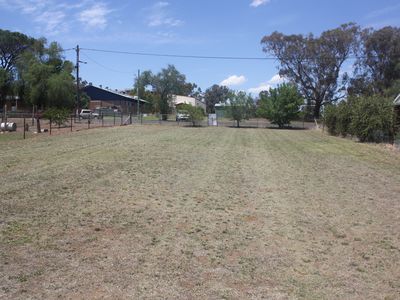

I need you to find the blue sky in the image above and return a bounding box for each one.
[1,0,400,95]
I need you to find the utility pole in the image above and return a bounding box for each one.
[137,69,140,117]
[75,45,87,117]
[75,45,80,116]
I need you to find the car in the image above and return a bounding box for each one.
[176,111,190,121]
[94,107,120,117]
[79,109,100,119]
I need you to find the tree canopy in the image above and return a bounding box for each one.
[0,29,76,110]
[349,26,400,97]
[135,65,196,119]
[179,103,205,127]
[204,84,232,113]
[0,29,36,72]
[257,84,303,128]
[225,92,255,127]
[261,23,360,119]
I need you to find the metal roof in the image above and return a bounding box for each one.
[83,85,148,103]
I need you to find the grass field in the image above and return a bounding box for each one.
[1,126,400,299]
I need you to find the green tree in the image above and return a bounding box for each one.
[0,68,12,108]
[0,29,35,72]
[21,42,75,109]
[257,84,303,128]
[349,26,400,97]
[135,65,195,120]
[179,103,205,127]
[261,23,360,119]
[225,91,255,128]
[43,108,70,127]
[47,72,75,109]
[204,84,232,113]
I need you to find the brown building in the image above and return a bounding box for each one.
[83,85,147,114]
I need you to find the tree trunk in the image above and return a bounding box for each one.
[36,118,41,133]
[236,120,240,128]
[313,101,322,119]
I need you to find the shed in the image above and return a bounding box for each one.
[83,85,147,114]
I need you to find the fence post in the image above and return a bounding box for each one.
[129,113,132,125]
[121,113,123,126]
[23,117,26,139]
[88,118,90,129]
[102,114,104,127]
[71,115,73,131]
[113,112,116,126]
[141,114,143,125]
[49,118,52,135]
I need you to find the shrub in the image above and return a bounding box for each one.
[258,84,303,128]
[179,103,205,127]
[43,108,70,127]
[336,101,352,137]
[323,104,338,135]
[350,96,394,143]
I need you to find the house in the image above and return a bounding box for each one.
[173,95,206,112]
[83,85,147,114]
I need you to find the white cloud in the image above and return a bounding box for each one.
[268,74,285,85]
[248,84,271,95]
[247,74,286,95]
[0,0,113,35]
[35,10,67,36]
[78,3,112,30]
[365,3,400,19]
[250,0,270,8]
[220,75,247,87]
[146,2,183,28]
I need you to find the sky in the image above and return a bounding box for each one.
[1,0,400,95]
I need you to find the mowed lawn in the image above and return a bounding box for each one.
[1,126,400,299]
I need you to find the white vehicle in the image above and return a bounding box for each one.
[79,109,99,119]
[176,111,190,121]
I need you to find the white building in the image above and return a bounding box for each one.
[173,95,206,111]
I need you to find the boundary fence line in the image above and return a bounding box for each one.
[0,112,316,141]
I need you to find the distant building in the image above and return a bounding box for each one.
[173,95,206,111]
[83,85,147,114]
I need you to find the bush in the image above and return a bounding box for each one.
[43,108,70,127]
[350,96,394,143]
[179,103,205,127]
[336,101,352,137]
[323,104,338,135]
[225,91,255,128]
[324,96,394,143]
[258,84,303,128]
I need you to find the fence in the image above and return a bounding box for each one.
[0,112,316,141]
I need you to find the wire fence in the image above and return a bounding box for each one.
[0,112,317,141]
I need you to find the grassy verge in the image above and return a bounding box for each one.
[1,126,399,299]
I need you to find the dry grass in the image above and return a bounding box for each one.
[1,126,400,299]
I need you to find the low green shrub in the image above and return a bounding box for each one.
[350,96,394,143]
[43,108,70,127]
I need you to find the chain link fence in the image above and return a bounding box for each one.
[1,112,316,141]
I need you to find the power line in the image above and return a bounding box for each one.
[81,47,276,61]
[80,52,134,74]
[79,47,365,62]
